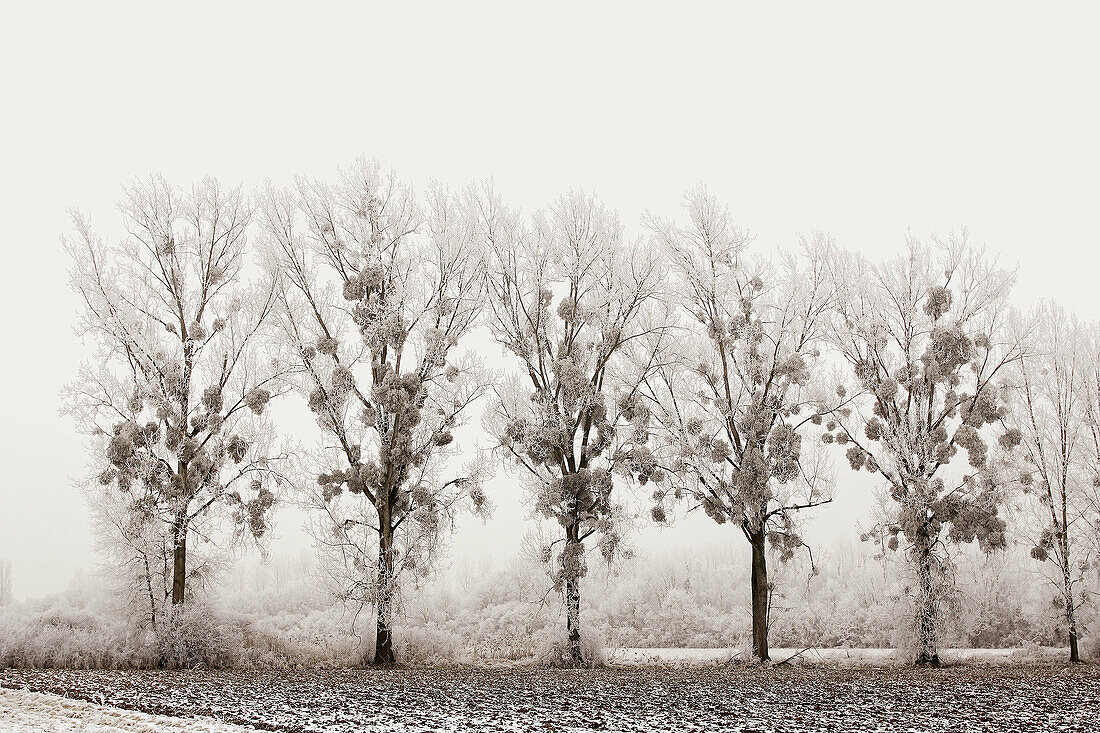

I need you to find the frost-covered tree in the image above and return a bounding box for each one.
[642,187,840,662]
[65,177,289,621]
[0,559,11,606]
[1078,330,1100,574]
[825,233,1022,665]
[1001,303,1093,662]
[477,186,669,665]
[260,159,490,665]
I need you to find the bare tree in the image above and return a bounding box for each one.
[477,186,669,665]
[825,232,1022,665]
[0,559,11,606]
[259,159,490,665]
[1044,305,1100,662]
[65,177,290,622]
[1081,346,1100,580]
[1001,302,1095,661]
[642,187,840,662]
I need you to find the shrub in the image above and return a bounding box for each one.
[155,603,243,669]
[1080,632,1099,662]
[0,604,152,669]
[394,625,468,665]
[529,627,607,668]
[235,608,360,668]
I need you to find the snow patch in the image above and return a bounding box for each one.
[0,687,258,732]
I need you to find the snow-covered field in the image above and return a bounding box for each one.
[2,663,1097,732]
[0,687,259,732]
[609,646,1068,666]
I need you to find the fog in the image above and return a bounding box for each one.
[2,1,1099,600]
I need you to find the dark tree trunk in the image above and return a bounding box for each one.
[373,521,396,665]
[1058,497,1081,663]
[1064,569,1080,663]
[171,517,186,605]
[563,524,584,665]
[749,530,770,662]
[914,539,940,666]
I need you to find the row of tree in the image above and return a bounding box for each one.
[66,159,1099,666]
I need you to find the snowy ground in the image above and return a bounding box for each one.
[608,646,1066,666]
[2,664,1097,732]
[0,686,260,732]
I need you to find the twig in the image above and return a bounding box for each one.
[776,646,815,666]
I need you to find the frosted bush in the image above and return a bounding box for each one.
[155,604,243,669]
[728,634,775,665]
[0,604,152,669]
[1007,639,1047,662]
[235,608,360,668]
[1081,632,1099,662]
[529,626,607,668]
[393,625,468,665]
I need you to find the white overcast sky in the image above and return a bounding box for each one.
[2,2,1099,599]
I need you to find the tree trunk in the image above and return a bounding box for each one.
[170,517,186,606]
[749,530,770,662]
[913,539,940,666]
[562,524,584,666]
[564,568,582,666]
[143,553,158,630]
[1058,494,1080,663]
[1063,568,1080,663]
[373,521,396,665]
[1068,616,1080,664]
